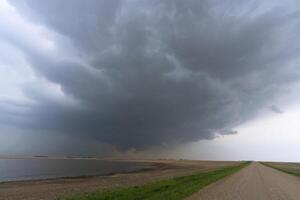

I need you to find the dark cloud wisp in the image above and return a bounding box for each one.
[270,105,284,114]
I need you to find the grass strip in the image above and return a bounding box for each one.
[64,161,250,200]
[261,162,300,177]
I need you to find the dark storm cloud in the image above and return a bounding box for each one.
[219,129,238,135]
[270,105,284,114]
[3,0,300,150]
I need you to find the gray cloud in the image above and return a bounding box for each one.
[270,105,284,114]
[2,0,300,153]
[218,129,238,135]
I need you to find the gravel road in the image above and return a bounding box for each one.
[186,162,300,200]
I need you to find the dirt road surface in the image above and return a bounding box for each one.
[186,162,300,200]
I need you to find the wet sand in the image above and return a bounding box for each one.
[0,159,237,200]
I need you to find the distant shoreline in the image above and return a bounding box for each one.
[0,155,153,162]
[0,155,237,162]
[0,155,109,160]
[0,162,156,184]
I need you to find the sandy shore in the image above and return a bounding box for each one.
[0,159,238,200]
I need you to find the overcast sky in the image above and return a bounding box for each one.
[0,0,300,161]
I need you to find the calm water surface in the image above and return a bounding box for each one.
[0,158,150,182]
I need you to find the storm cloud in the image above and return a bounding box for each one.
[1,0,300,153]
[270,105,284,114]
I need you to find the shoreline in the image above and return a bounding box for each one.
[0,156,236,184]
[0,160,239,200]
[0,155,119,160]
[0,161,157,184]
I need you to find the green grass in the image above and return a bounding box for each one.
[261,162,300,177]
[64,162,250,200]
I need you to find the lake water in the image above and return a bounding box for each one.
[0,158,150,182]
